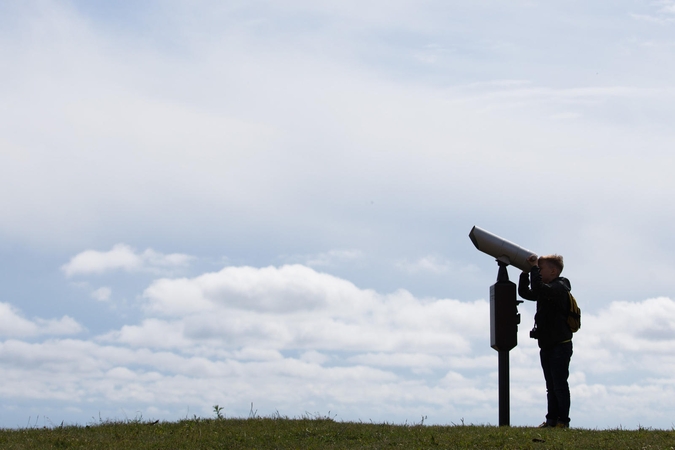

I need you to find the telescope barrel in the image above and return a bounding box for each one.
[469,226,536,272]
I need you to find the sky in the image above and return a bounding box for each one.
[1,0,675,429]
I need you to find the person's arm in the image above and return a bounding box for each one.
[518,254,539,301]
[518,270,537,301]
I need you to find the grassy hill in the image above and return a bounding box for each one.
[0,416,673,449]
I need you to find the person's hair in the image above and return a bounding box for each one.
[538,254,564,274]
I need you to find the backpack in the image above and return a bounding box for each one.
[567,291,581,333]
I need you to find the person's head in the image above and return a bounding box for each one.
[538,254,564,283]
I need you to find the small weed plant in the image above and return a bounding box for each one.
[212,405,224,420]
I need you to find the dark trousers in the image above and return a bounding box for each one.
[540,341,573,425]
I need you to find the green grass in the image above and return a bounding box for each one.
[0,416,674,449]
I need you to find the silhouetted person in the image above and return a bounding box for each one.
[519,254,573,428]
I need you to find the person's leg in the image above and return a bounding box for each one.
[549,341,573,426]
[540,348,558,426]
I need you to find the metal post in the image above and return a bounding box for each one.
[490,261,519,427]
[498,350,510,426]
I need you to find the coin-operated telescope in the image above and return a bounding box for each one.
[469,226,535,273]
[469,226,536,426]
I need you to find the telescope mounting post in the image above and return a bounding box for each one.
[490,260,521,427]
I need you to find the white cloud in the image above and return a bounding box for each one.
[293,249,364,267]
[92,266,675,427]
[61,244,194,277]
[101,319,189,350]
[91,287,112,302]
[0,303,83,338]
[630,1,675,23]
[133,264,487,355]
[396,255,455,274]
[395,256,482,279]
[0,303,43,338]
[34,316,84,336]
[573,297,675,377]
[3,266,675,428]
[299,350,330,365]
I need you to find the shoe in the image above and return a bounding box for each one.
[538,422,554,428]
[554,422,569,428]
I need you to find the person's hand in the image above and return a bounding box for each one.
[527,254,539,267]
